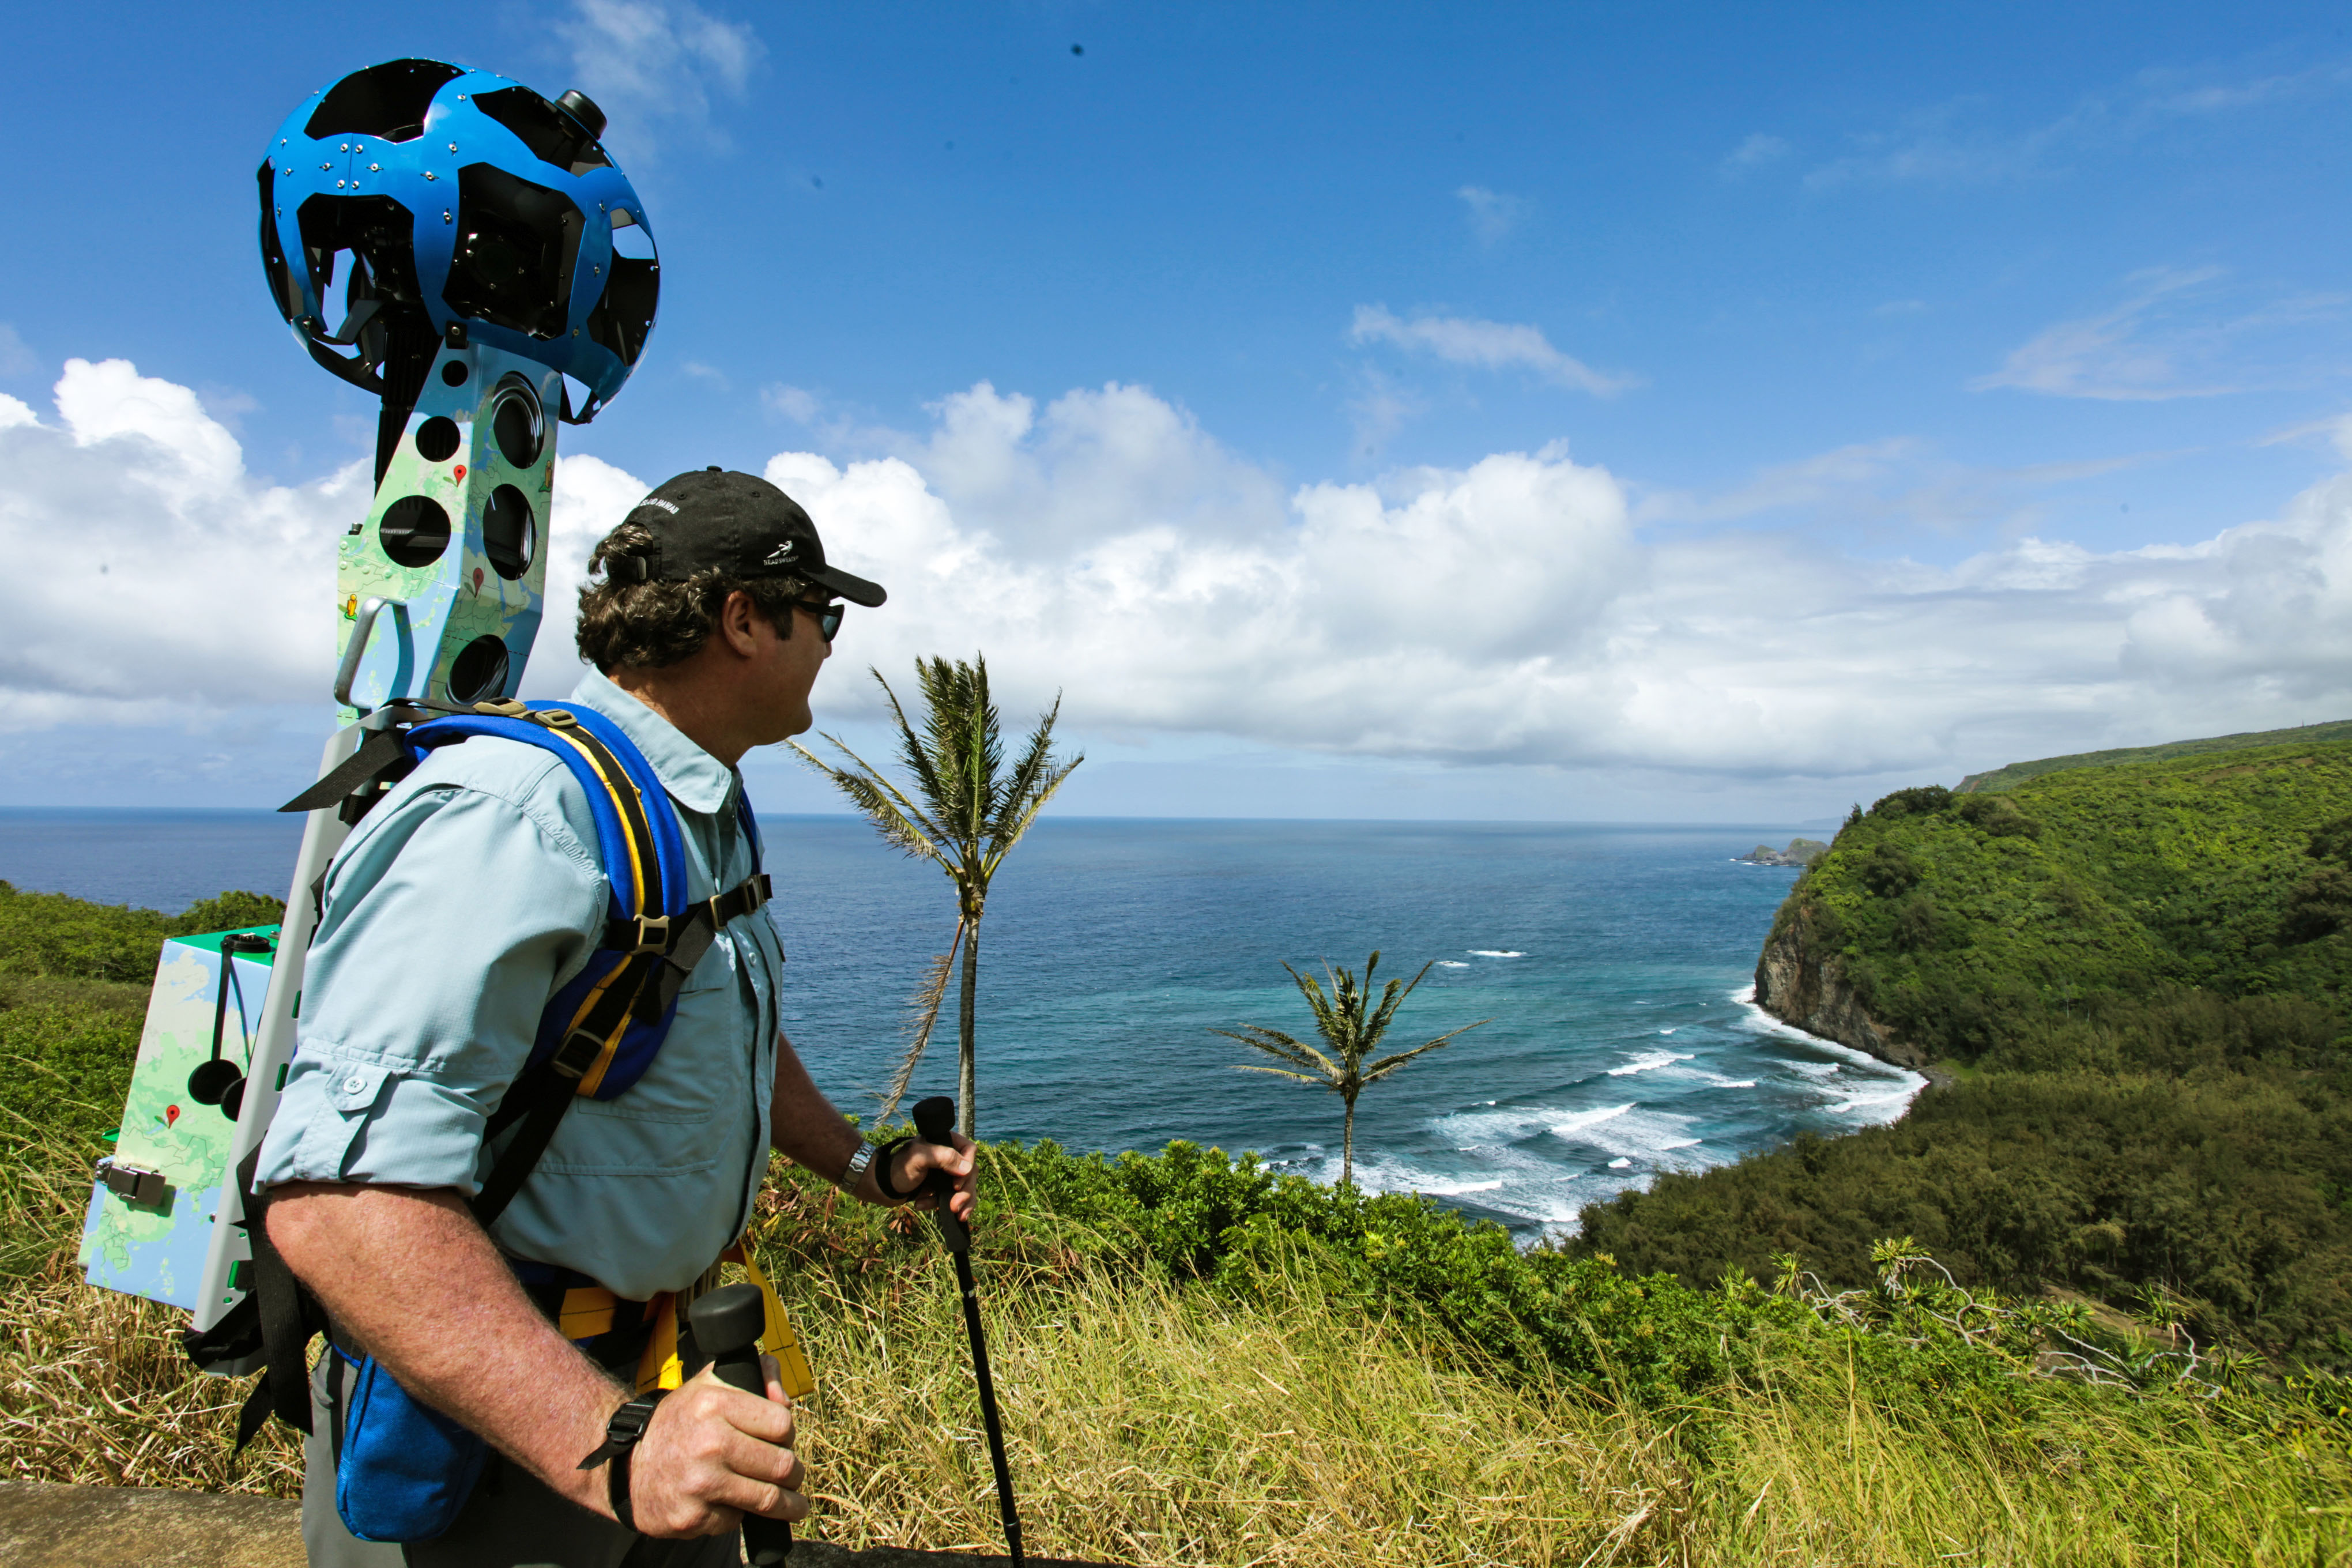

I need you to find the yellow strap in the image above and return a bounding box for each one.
[557,1286,617,1341]
[532,721,658,1100]
[630,1242,814,1401]
[534,723,650,915]
[737,1247,817,1401]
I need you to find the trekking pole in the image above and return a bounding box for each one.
[910,1095,1023,1566]
[688,1283,793,1565]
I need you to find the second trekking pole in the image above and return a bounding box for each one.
[910,1095,1023,1566]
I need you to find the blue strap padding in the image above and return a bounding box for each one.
[525,702,689,918]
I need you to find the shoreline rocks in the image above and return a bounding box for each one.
[1736,838,1829,868]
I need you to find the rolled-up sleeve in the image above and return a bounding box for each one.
[255,766,605,1195]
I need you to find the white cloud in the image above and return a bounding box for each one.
[1456,186,1525,244]
[1723,133,1791,171]
[553,0,764,153]
[0,359,360,732]
[9,361,2352,789]
[1973,267,2347,401]
[1348,306,1635,397]
[887,380,1291,559]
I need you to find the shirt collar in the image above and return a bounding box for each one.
[569,668,740,817]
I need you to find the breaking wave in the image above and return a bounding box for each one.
[1607,1050,1694,1076]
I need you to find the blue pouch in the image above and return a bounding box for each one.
[333,1348,489,1542]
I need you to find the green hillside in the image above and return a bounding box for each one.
[1581,739,2352,1358]
[1,880,2347,1558]
[1957,718,2352,793]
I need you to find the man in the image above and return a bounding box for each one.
[258,468,977,1566]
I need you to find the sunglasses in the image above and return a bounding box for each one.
[791,597,845,643]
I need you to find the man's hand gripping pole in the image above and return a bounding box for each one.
[687,1285,794,1565]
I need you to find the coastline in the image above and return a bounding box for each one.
[1731,982,1931,1123]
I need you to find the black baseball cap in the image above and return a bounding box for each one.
[604,466,887,606]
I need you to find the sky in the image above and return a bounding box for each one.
[4,2,2352,820]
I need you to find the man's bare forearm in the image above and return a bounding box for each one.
[770,1031,979,1218]
[770,1031,862,1182]
[266,1183,621,1516]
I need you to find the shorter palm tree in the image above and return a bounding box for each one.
[1215,951,1487,1190]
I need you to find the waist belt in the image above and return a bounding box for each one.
[517,1237,814,1400]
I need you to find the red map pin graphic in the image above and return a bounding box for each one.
[453,464,467,483]
[472,567,484,594]
[165,1105,179,1128]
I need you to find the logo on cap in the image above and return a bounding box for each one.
[763,541,797,565]
[640,496,680,515]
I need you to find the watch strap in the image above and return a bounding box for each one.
[839,1139,876,1190]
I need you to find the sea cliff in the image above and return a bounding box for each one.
[1752,899,1922,1068]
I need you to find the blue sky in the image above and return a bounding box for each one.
[4,2,2351,819]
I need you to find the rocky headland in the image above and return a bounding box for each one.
[1752,898,1929,1070]
[1735,838,1827,868]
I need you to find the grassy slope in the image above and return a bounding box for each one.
[1958,718,2352,793]
[1582,742,2352,1358]
[0,882,2346,1562]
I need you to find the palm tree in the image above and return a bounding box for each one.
[1215,951,1487,1190]
[790,655,1081,1137]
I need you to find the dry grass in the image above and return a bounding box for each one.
[0,1130,2342,1566]
[775,1244,2351,1568]
[0,1262,304,1496]
[787,1250,1693,1566]
[0,1115,305,1497]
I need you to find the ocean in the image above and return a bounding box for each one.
[0,809,1921,1237]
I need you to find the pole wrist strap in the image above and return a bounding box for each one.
[578,1389,669,1533]
[870,1136,921,1203]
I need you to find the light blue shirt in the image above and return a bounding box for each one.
[255,670,783,1301]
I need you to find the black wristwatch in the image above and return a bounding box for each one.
[578,1389,669,1533]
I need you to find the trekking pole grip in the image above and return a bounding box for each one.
[686,1284,792,1564]
[910,1096,970,1253]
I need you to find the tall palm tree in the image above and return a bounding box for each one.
[1216,951,1487,1190]
[791,655,1081,1137]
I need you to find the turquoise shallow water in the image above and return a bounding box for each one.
[0,810,1922,1236]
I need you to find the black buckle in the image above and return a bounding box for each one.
[552,1027,608,1081]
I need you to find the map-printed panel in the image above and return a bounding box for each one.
[80,929,280,1309]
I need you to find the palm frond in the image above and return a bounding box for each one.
[1361,1017,1489,1083]
[985,693,1076,845]
[1283,963,1350,1053]
[983,753,1083,878]
[1212,1025,1337,1079]
[1363,961,1434,1045]
[1230,1064,1333,1085]
[872,667,959,838]
[916,655,1002,844]
[790,732,955,869]
[880,921,966,1121]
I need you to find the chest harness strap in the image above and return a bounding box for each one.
[213,698,777,1450]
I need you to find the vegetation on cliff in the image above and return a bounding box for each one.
[1956,717,2352,793]
[5,880,2348,1561]
[1581,741,2352,1361]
